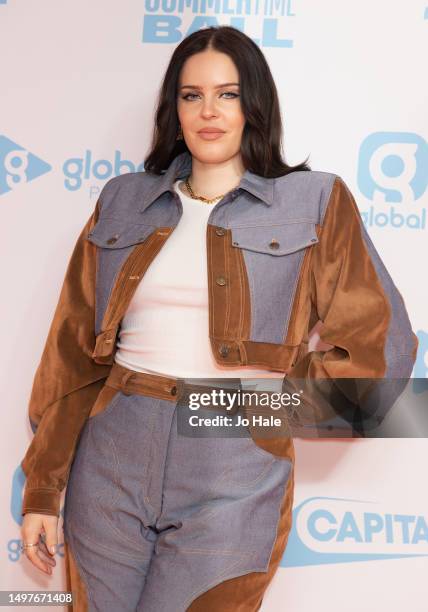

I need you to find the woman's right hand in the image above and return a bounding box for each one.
[21,513,59,575]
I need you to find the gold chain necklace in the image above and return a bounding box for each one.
[184,177,225,204]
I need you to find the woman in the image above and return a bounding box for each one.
[20,25,418,611]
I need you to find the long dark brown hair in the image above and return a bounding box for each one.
[144,25,311,177]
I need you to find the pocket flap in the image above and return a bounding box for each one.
[86,218,156,249]
[230,222,319,256]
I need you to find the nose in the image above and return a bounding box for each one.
[200,94,219,117]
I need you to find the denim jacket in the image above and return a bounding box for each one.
[20,150,418,516]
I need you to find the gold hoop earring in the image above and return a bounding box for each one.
[176,124,183,140]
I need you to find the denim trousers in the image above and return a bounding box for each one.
[62,363,295,611]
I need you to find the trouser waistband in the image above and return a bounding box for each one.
[105,362,243,414]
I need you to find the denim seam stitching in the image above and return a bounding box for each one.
[88,422,121,508]
[139,400,160,511]
[223,232,231,336]
[68,516,150,561]
[282,249,308,344]
[93,498,153,558]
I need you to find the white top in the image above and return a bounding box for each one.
[114,178,285,382]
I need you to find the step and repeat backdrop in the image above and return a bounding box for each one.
[1,1,427,610]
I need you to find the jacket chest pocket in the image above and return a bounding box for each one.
[86,217,157,249]
[86,217,159,338]
[230,221,319,256]
[229,221,319,344]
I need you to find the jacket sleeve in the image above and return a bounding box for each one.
[20,197,112,516]
[285,176,418,432]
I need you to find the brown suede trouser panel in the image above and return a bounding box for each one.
[64,540,89,612]
[186,463,295,612]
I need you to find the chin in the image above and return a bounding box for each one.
[188,145,238,165]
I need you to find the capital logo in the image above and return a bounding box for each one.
[281,496,428,567]
[356,133,428,229]
[0,135,52,195]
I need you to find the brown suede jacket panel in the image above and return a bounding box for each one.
[20,159,419,517]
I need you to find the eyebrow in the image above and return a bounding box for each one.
[179,82,240,90]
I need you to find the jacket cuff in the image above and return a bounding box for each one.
[22,488,61,517]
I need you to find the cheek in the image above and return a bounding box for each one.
[177,101,191,119]
[229,108,245,131]
[179,106,198,127]
[230,116,246,135]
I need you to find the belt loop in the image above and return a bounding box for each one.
[120,370,136,395]
[172,379,185,401]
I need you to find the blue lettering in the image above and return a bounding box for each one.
[364,512,384,542]
[143,14,182,43]
[361,206,426,229]
[385,513,394,543]
[394,514,416,544]
[336,511,363,543]
[307,509,337,541]
[412,516,428,544]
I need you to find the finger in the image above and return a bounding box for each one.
[21,521,54,574]
[38,535,56,566]
[42,515,59,557]
[25,544,52,575]
[37,547,56,567]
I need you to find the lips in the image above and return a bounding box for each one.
[198,128,225,134]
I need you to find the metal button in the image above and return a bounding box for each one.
[269,239,280,250]
[170,385,177,396]
[215,228,226,236]
[216,276,227,286]
[219,344,230,357]
[107,234,119,245]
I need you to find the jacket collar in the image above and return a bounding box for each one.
[139,150,274,213]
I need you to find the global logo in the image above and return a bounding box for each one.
[281,496,428,567]
[63,150,145,191]
[0,135,52,195]
[357,132,428,230]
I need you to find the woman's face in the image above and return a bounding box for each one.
[176,49,245,164]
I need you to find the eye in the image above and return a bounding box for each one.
[181,93,199,101]
[181,92,240,101]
